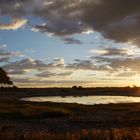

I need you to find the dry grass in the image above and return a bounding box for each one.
[0,128,140,140]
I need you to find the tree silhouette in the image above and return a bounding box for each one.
[0,67,13,87]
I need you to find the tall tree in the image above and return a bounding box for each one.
[0,67,13,87]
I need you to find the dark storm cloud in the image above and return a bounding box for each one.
[31,0,140,44]
[0,0,31,17]
[1,0,140,44]
[79,0,140,42]
[31,21,87,36]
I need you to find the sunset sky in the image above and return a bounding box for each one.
[1,0,140,87]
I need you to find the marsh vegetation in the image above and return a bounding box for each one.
[0,87,140,139]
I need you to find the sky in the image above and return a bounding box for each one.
[1,0,140,87]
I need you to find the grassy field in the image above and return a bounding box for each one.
[0,87,140,139]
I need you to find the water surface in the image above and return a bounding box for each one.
[21,95,140,105]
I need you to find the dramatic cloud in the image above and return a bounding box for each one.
[2,0,140,87]
[2,57,97,79]
[109,57,140,72]
[0,18,28,30]
[31,21,87,36]
[3,58,66,76]
[2,55,140,85]
[0,0,31,17]
[92,56,140,73]
[1,0,140,45]
[4,55,140,78]
[29,0,140,45]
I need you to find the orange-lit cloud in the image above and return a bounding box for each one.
[0,18,27,30]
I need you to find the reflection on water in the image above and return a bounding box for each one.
[21,96,140,105]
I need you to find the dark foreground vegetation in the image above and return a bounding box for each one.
[1,128,140,140]
[0,87,140,139]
